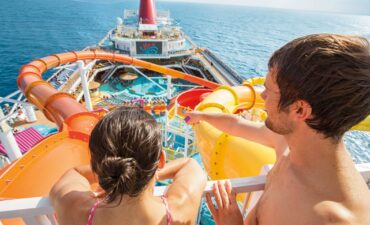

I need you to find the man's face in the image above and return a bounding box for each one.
[261,69,294,135]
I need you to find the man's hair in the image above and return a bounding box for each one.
[268,34,370,141]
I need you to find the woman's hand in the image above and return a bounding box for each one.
[206,180,244,225]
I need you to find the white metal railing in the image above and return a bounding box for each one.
[130,67,166,91]
[0,175,266,225]
[98,29,114,46]
[0,197,57,225]
[0,91,28,124]
[202,49,242,84]
[0,155,10,168]
[75,63,116,102]
[1,163,369,225]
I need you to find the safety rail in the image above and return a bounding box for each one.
[98,29,114,47]
[202,49,243,84]
[0,197,57,225]
[0,155,10,169]
[163,147,187,160]
[0,91,29,123]
[163,142,197,161]
[0,174,267,225]
[0,163,369,225]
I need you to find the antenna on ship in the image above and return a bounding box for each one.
[138,0,157,24]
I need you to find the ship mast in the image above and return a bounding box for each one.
[139,0,157,25]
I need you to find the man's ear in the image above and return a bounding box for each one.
[158,150,166,169]
[291,100,312,121]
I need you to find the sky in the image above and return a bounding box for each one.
[158,0,370,15]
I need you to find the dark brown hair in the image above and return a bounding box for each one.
[89,106,162,203]
[268,34,370,140]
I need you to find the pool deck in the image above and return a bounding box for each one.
[13,110,57,131]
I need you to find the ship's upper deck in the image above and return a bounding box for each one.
[101,9,195,59]
[121,9,182,40]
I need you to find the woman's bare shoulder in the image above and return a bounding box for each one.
[52,191,97,225]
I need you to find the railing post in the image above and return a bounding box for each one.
[24,104,37,123]
[23,217,39,225]
[184,127,188,156]
[0,108,22,161]
[166,75,172,100]
[78,61,94,112]
[35,215,52,225]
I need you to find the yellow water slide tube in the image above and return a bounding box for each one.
[193,83,276,180]
[192,79,370,181]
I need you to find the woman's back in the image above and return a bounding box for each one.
[50,107,206,225]
[83,195,171,225]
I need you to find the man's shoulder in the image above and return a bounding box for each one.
[314,200,370,225]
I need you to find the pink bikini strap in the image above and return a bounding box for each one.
[161,196,173,225]
[87,201,100,225]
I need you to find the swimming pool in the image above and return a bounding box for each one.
[31,125,58,137]
[100,75,194,99]
[100,76,165,96]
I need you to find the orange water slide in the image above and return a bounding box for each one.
[17,51,219,125]
[0,51,220,200]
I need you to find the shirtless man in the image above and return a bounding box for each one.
[186,34,370,225]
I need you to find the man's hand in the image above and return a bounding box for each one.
[184,111,203,125]
[206,180,244,225]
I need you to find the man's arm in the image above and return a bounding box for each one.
[185,111,286,155]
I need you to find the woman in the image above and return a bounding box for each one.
[50,106,207,225]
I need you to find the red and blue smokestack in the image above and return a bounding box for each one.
[139,0,157,24]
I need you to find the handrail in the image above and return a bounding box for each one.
[202,49,243,84]
[0,91,30,124]
[0,175,267,224]
[1,163,369,225]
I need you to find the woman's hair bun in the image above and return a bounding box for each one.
[99,157,139,201]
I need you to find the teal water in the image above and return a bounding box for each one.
[99,75,190,97]
[99,76,167,95]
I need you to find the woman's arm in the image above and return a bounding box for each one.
[49,165,98,213]
[159,158,207,223]
[50,165,97,198]
[157,158,195,180]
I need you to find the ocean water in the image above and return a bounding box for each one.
[0,0,369,161]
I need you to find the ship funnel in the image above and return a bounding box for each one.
[139,0,157,24]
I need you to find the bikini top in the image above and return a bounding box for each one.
[87,196,172,225]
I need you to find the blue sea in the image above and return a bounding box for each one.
[0,1,369,160]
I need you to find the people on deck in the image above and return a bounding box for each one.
[3,103,10,114]
[50,106,206,225]
[186,34,370,225]
[16,106,27,123]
